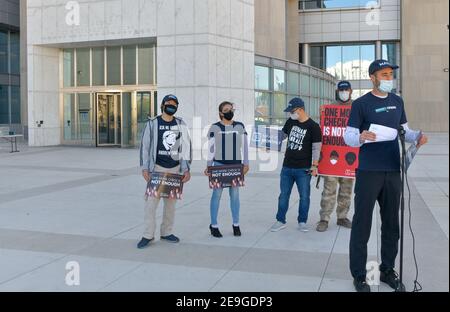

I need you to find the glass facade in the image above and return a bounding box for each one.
[299,0,379,10]
[0,30,20,125]
[255,55,336,126]
[61,43,157,147]
[311,44,376,81]
[382,42,398,78]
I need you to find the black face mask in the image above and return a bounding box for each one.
[164,105,178,116]
[222,111,234,121]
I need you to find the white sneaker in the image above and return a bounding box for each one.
[299,223,309,232]
[270,221,287,232]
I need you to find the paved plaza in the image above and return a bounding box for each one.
[0,134,448,292]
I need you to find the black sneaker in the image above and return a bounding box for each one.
[380,268,405,291]
[160,234,180,243]
[353,276,371,292]
[137,237,154,249]
[233,225,242,237]
[210,225,223,238]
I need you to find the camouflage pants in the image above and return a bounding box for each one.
[319,176,354,222]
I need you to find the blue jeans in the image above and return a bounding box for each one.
[210,162,240,226]
[276,167,312,224]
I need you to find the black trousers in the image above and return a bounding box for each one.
[350,170,401,279]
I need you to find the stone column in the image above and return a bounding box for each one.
[156,0,255,128]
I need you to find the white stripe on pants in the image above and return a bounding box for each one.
[143,165,181,239]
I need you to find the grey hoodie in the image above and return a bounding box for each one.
[140,116,192,174]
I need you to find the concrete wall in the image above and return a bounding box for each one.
[298,0,400,43]
[25,0,255,146]
[286,0,300,62]
[401,0,449,132]
[254,0,286,59]
[0,0,20,28]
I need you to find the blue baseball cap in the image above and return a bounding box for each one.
[162,94,179,105]
[369,59,399,75]
[284,97,305,113]
[337,81,352,90]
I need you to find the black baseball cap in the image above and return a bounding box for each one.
[337,81,352,90]
[369,59,399,75]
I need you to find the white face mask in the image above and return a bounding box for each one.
[378,79,394,93]
[339,91,350,102]
[290,112,300,120]
[330,159,338,165]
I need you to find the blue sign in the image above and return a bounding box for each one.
[250,126,285,152]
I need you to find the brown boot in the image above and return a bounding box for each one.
[337,218,352,229]
[316,220,329,232]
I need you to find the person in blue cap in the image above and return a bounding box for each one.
[271,97,322,233]
[138,94,192,249]
[317,81,354,233]
[344,60,428,292]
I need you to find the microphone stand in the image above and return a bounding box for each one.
[396,127,407,292]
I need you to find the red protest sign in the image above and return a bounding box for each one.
[318,105,359,178]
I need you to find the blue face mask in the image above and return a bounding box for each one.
[378,79,394,93]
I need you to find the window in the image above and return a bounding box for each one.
[273,94,287,118]
[255,66,270,90]
[92,48,105,86]
[78,93,92,142]
[76,48,90,86]
[325,46,342,79]
[342,45,360,80]
[313,44,375,80]
[287,72,300,95]
[63,94,76,141]
[310,46,325,70]
[10,32,20,75]
[63,49,75,87]
[0,31,20,75]
[300,73,310,95]
[0,31,7,74]
[255,91,270,125]
[138,44,155,85]
[299,0,378,10]
[137,91,151,123]
[10,86,20,124]
[107,46,121,85]
[382,42,398,78]
[273,69,286,92]
[123,46,136,85]
[361,44,375,79]
[0,85,8,124]
[254,56,336,127]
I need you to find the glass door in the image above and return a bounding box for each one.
[96,93,121,146]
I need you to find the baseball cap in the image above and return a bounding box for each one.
[337,81,352,90]
[284,97,305,113]
[162,94,179,105]
[369,59,399,75]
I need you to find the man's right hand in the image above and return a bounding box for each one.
[142,170,151,182]
[359,131,377,144]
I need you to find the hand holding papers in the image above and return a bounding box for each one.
[365,124,398,144]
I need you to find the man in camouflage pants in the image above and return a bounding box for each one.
[317,81,354,232]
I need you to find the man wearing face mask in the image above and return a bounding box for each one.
[344,60,428,292]
[317,81,354,233]
[138,94,192,249]
[271,98,322,233]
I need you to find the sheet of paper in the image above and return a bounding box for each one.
[365,124,398,144]
[406,143,418,171]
